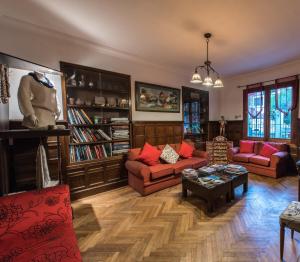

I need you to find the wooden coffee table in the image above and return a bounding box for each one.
[182,169,248,212]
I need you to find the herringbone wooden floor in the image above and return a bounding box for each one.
[72,174,300,262]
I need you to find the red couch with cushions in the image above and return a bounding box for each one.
[228,140,290,178]
[125,142,208,196]
[0,185,81,262]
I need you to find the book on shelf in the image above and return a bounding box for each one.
[71,127,112,143]
[67,108,93,125]
[111,117,129,124]
[70,144,111,162]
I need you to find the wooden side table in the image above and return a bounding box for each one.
[296,160,300,201]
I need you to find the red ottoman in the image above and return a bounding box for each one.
[0,185,81,261]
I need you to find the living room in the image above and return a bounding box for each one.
[0,1,300,261]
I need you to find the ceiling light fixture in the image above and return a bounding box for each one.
[190,33,224,88]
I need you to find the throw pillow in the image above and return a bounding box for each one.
[160,144,179,164]
[259,143,279,158]
[138,143,161,166]
[240,140,255,153]
[178,141,194,158]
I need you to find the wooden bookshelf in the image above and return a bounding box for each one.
[60,61,131,199]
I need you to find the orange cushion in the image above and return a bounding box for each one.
[138,143,161,166]
[180,157,207,169]
[232,153,256,163]
[172,160,194,174]
[178,141,194,158]
[240,140,255,153]
[259,143,279,158]
[249,155,270,167]
[149,164,174,180]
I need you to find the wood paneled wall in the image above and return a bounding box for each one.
[132,121,183,148]
[208,120,243,147]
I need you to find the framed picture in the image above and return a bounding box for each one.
[135,81,180,113]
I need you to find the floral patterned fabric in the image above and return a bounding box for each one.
[160,144,179,164]
[0,185,81,262]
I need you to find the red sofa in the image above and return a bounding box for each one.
[228,141,290,178]
[125,142,208,196]
[0,185,81,262]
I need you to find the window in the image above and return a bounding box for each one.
[247,91,265,138]
[244,77,298,141]
[184,101,200,134]
[270,87,292,139]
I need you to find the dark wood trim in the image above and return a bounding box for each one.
[132,121,183,148]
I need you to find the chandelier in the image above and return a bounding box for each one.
[190,33,224,88]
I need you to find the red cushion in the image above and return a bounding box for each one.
[259,143,279,158]
[0,185,81,262]
[232,153,256,163]
[138,143,161,166]
[149,164,174,180]
[249,155,270,167]
[240,140,255,153]
[178,141,194,158]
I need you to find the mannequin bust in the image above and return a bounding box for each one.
[18,71,61,129]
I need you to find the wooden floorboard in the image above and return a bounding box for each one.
[72,174,299,261]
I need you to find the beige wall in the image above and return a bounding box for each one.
[0,16,221,121]
[220,59,300,120]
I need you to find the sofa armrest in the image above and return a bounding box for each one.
[228,147,240,161]
[270,151,289,168]
[125,160,151,182]
[192,149,208,159]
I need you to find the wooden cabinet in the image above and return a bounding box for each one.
[60,62,131,199]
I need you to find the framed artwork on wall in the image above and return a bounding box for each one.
[135,81,180,113]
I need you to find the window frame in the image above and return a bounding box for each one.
[243,78,298,143]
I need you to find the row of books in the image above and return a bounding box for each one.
[72,127,111,143]
[112,125,129,139]
[112,141,130,155]
[68,108,93,125]
[70,144,111,162]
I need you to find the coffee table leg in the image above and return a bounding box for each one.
[182,187,187,198]
[231,187,235,200]
[226,192,231,203]
[207,200,214,213]
[243,181,248,193]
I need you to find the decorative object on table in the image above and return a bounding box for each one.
[119,98,128,108]
[135,81,180,112]
[88,81,94,88]
[280,201,300,260]
[93,115,102,124]
[66,72,76,86]
[18,71,61,129]
[94,96,106,106]
[78,74,85,87]
[75,97,83,105]
[107,96,117,107]
[219,115,227,136]
[68,97,75,105]
[85,100,92,106]
[206,136,233,165]
[190,33,224,88]
[0,64,10,104]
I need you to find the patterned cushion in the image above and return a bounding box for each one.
[160,144,179,164]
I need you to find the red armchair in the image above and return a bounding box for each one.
[126,142,208,196]
[228,141,290,178]
[0,185,81,262]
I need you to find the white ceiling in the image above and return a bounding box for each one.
[1,0,300,77]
